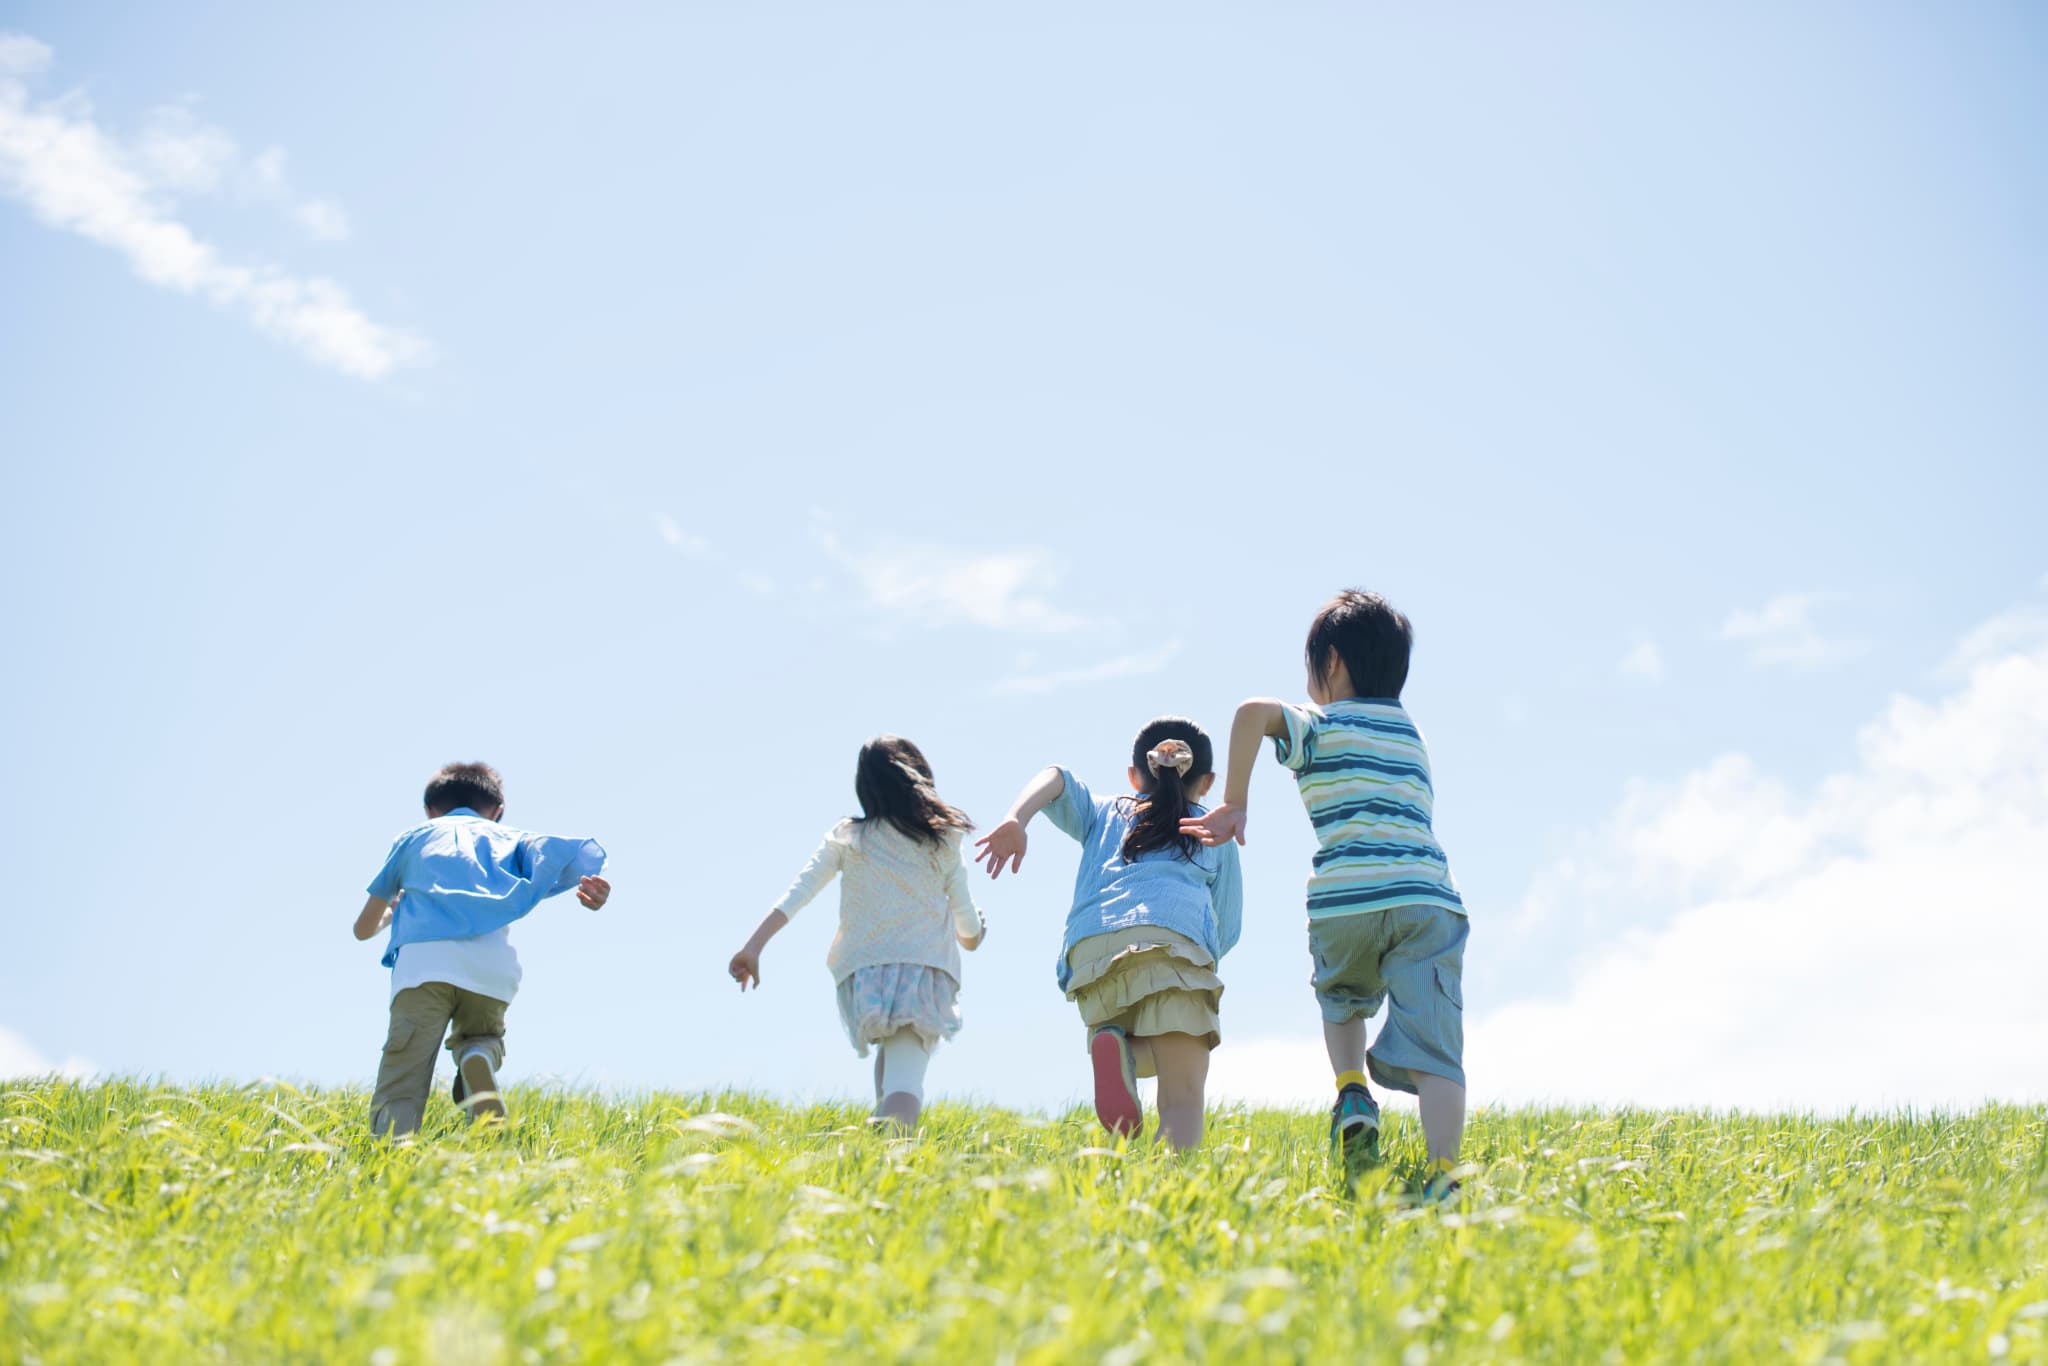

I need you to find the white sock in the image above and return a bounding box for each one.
[877,1030,932,1103]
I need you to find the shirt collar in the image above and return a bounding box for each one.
[441,806,481,818]
[1323,696,1403,710]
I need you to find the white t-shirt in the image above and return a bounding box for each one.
[389,928,521,1003]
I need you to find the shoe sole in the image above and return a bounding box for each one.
[1089,1032,1142,1137]
[1336,1114,1381,1163]
[459,1054,506,1121]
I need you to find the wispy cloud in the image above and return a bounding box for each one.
[992,641,1182,695]
[654,514,711,557]
[1941,600,2048,681]
[1720,591,1862,669]
[0,34,425,380]
[134,106,351,242]
[1618,638,1665,682]
[813,524,1095,634]
[0,1023,95,1080]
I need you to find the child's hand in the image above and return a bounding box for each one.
[1179,803,1249,847]
[973,820,1028,879]
[729,948,762,990]
[957,923,987,951]
[577,875,611,909]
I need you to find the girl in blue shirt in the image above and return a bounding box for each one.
[977,716,1242,1150]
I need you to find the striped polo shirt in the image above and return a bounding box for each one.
[1272,697,1466,922]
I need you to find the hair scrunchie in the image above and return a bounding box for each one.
[1146,739,1194,777]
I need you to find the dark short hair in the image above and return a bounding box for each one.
[424,762,504,815]
[1305,590,1413,698]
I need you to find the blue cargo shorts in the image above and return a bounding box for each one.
[1308,903,1467,1094]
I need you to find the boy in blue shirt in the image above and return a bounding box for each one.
[1183,591,1468,1197]
[353,761,610,1136]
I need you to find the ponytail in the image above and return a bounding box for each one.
[1120,718,1214,862]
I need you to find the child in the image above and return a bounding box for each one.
[353,761,610,1137]
[729,736,985,1133]
[1182,590,1467,1196]
[976,717,1242,1151]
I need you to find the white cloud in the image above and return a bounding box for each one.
[1618,638,1664,682]
[654,514,711,557]
[1472,614,2048,1110]
[0,36,423,379]
[992,641,1182,695]
[1720,591,1862,668]
[0,1025,95,1080]
[814,525,1094,634]
[1208,1036,1337,1109]
[1212,608,2048,1112]
[0,34,50,76]
[1941,601,2048,681]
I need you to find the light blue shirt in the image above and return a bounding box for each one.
[368,808,608,968]
[1043,768,1242,991]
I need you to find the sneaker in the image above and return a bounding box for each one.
[454,1048,505,1121]
[1088,1026,1143,1137]
[1421,1175,1463,1206]
[1330,1083,1380,1165]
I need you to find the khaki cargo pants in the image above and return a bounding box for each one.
[370,983,508,1137]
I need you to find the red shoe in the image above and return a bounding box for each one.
[1089,1026,1143,1137]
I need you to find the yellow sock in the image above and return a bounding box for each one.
[1335,1069,1369,1093]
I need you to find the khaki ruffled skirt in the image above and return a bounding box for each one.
[1064,927,1222,1049]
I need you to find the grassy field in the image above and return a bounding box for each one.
[2,1083,2044,1364]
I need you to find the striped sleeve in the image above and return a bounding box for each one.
[1269,703,1322,773]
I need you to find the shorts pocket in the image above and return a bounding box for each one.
[1434,963,1463,1011]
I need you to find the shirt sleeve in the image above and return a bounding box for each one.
[1210,842,1243,959]
[365,832,411,901]
[943,836,983,938]
[772,828,847,919]
[1269,702,1324,773]
[1041,767,1097,842]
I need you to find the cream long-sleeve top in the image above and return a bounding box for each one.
[774,818,984,984]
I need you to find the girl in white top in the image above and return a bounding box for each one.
[729,735,985,1131]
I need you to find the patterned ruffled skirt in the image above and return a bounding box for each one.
[836,964,963,1056]
[1064,927,1223,1049]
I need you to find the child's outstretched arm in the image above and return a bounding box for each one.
[944,844,987,949]
[732,833,846,989]
[1180,699,1288,846]
[973,767,1065,880]
[352,895,393,941]
[728,910,787,990]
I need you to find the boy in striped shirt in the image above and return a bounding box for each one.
[1182,590,1467,1194]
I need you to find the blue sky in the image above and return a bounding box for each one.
[3,4,2044,1112]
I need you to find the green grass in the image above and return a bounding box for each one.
[3,1083,2045,1363]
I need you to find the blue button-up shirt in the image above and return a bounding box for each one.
[1045,769,1242,991]
[368,808,607,968]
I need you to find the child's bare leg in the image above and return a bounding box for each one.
[1128,1036,1158,1079]
[1414,1070,1465,1165]
[873,1050,885,1107]
[1147,1032,1210,1151]
[1323,1018,1366,1077]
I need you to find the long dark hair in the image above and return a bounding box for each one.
[1119,716,1214,863]
[854,735,973,846]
